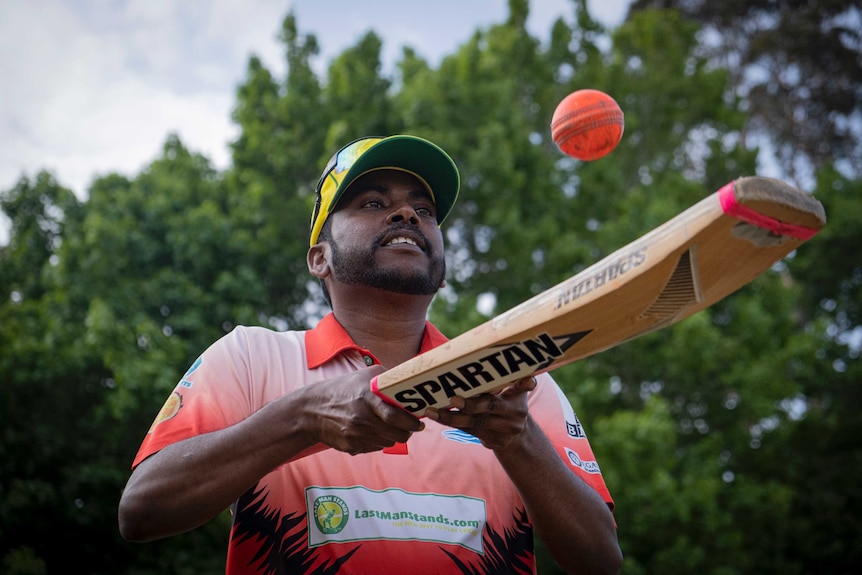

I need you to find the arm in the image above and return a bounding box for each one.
[494,416,622,574]
[118,365,424,542]
[425,379,623,575]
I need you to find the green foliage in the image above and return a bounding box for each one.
[593,397,741,574]
[2,2,860,573]
[0,172,80,300]
[2,546,46,575]
[631,0,862,179]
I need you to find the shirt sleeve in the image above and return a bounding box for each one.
[528,373,614,510]
[131,326,255,468]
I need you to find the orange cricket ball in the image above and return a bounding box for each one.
[551,89,624,161]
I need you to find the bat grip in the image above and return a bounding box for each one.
[370,376,424,417]
[370,376,402,408]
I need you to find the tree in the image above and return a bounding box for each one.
[2,1,859,572]
[1,144,238,573]
[631,0,862,183]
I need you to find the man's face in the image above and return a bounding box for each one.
[325,169,446,296]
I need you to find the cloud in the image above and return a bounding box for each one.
[0,0,632,242]
[0,0,287,201]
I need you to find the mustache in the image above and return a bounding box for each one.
[373,223,431,253]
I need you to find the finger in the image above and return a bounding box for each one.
[327,415,415,455]
[497,376,538,397]
[354,366,425,432]
[426,396,498,429]
[521,376,538,392]
[367,392,425,432]
[448,391,504,415]
[425,405,488,429]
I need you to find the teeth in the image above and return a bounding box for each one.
[387,236,418,246]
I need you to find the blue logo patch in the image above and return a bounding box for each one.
[180,356,202,388]
[441,430,482,445]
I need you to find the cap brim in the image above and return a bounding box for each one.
[331,135,460,225]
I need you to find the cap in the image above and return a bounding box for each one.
[310,135,460,246]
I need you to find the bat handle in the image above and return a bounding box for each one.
[370,376,424,417]
[370,375,395,406]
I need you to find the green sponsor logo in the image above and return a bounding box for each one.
[313,495,349,534]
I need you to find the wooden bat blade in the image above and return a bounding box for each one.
[371,177,826,416]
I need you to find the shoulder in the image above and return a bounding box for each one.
[232,324,306,338]
[528,373,567,410]
[213,325,307,355]
[528,373,586,435]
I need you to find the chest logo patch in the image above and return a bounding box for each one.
[305,486,487,552]
[313,495,349,534]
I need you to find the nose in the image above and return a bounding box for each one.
[386,203,419,225]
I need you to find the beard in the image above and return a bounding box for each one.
[328,227,446,296]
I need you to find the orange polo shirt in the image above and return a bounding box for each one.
[133,313,613,574]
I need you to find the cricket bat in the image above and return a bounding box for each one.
[371,177,826,416]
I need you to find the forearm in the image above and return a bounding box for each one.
[118,396,316,542]
[494,417,622,575]
[119,367,421,542]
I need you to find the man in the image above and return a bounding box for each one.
[118,135,622,574]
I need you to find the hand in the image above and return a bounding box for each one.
[424,376,538,451]
[305,366,425,455]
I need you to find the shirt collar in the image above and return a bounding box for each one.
[305,312,449,369]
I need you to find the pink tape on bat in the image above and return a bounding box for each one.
[718,182,820,240]
[371,376,414,409]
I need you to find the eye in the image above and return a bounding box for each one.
[361,198,384,209]
[415,205,435,218]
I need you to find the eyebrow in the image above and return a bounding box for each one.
[349,183,434,203]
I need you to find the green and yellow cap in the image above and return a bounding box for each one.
[310,135,460,246]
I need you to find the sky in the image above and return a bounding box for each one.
[0,0,631,243]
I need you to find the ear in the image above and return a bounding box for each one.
[307,243,331,280]
[440,278,447,289]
